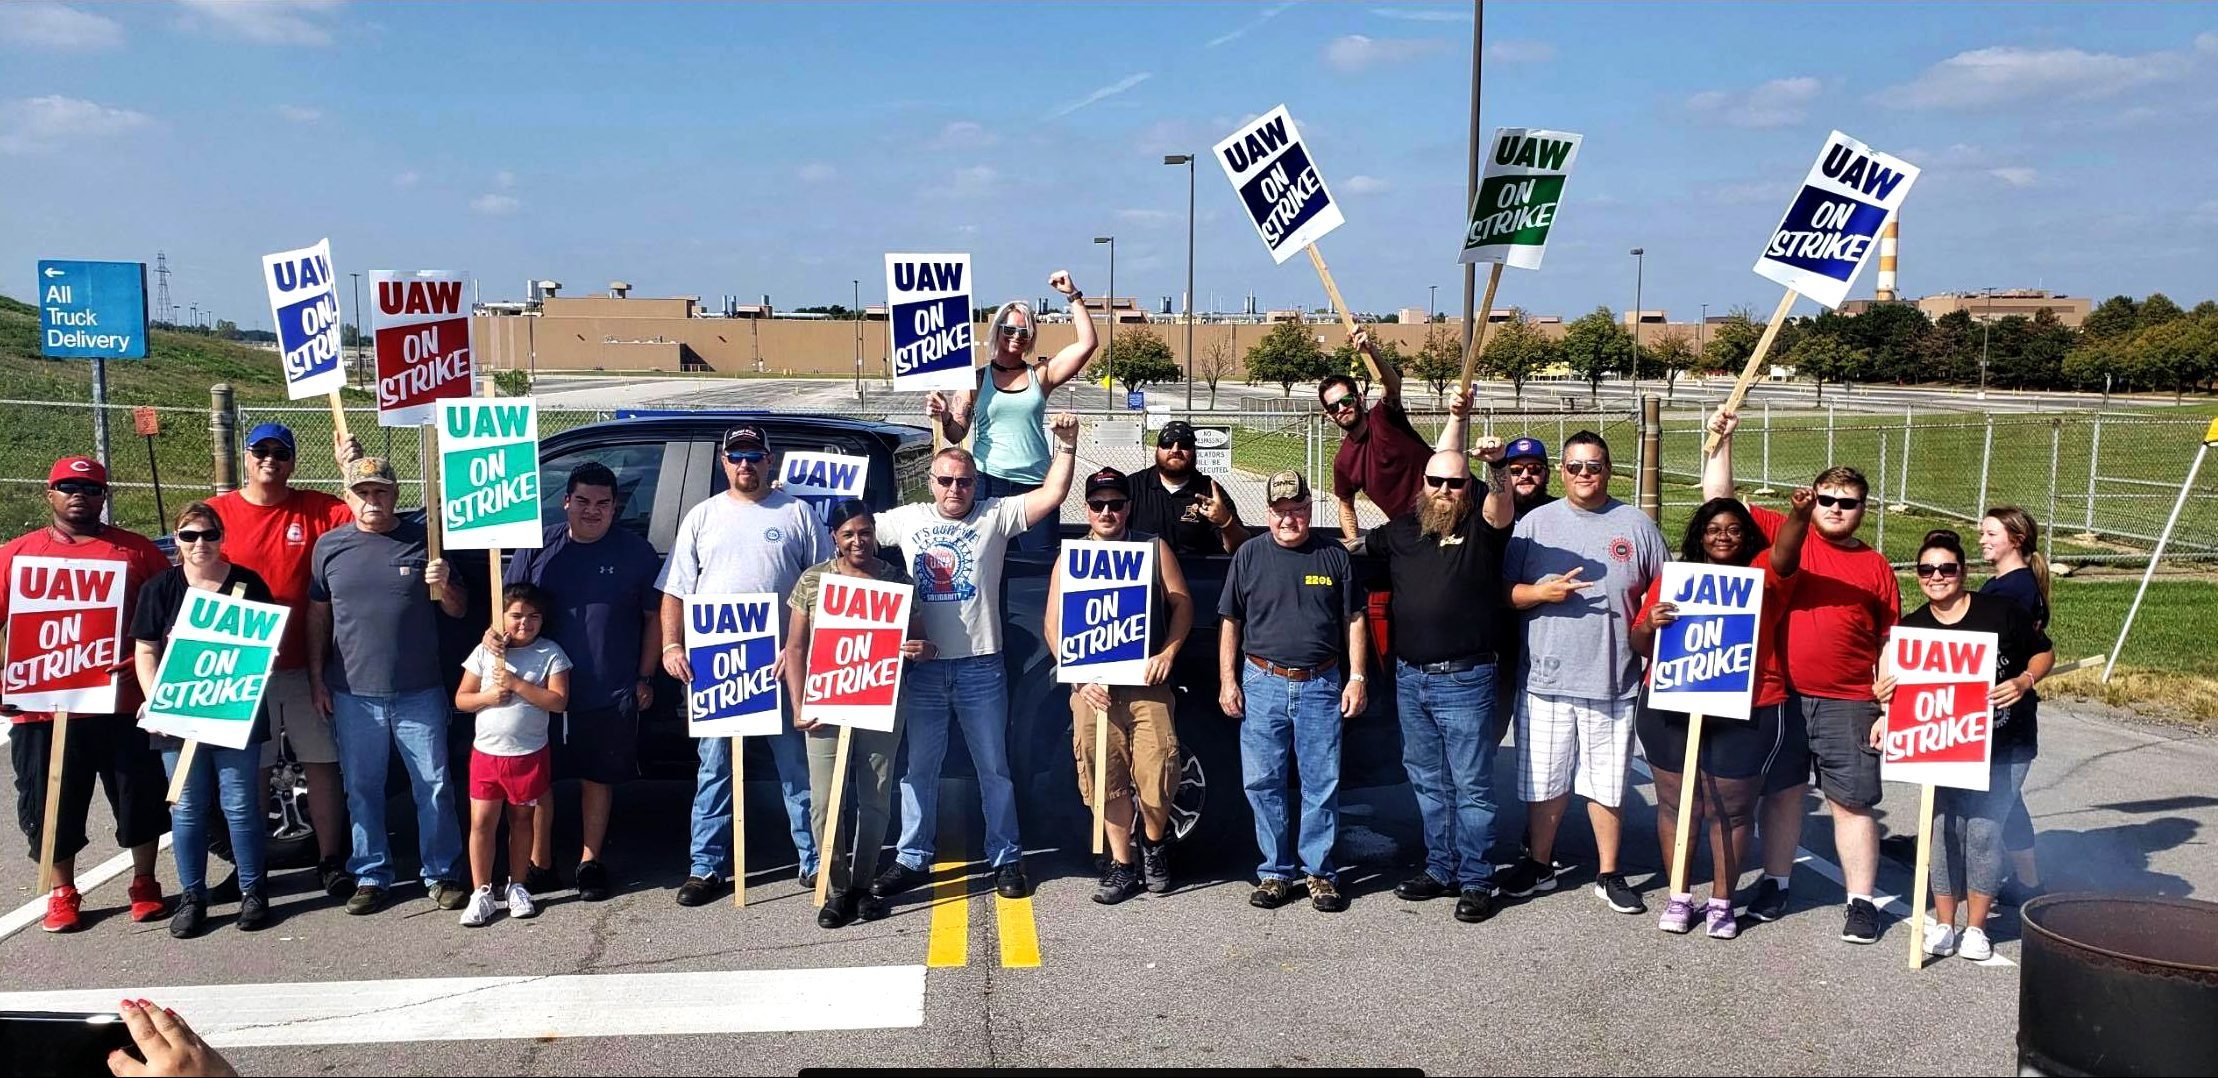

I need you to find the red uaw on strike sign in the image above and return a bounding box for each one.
[372,269,475,427]
[800,575,912,733]
[1880,625,1998,791]
[2,556,127,713]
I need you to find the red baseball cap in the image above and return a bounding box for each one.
[48,456,108,486]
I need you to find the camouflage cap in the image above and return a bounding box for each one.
[343,456,398,489]
[1264,469,1310,504]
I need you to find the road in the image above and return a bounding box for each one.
[3,699,2211,1074]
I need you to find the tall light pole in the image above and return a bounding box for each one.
[1978,286,1994,399]
[1429,284,1438,322]
[1094,235,1116,417]
[853,278,863,403]
[1698,301,1709,379]
[1164,154,1196,410]
[1629,247,1646,393]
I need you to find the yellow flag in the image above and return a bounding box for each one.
[2203,415,2218,446]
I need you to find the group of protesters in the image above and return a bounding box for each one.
[4,269,2053,954]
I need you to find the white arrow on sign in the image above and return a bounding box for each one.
[43,267,64,278]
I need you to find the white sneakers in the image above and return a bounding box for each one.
[459,881,538,927]
[1958,926,1993,961]
[1923,920,1959,957]
[1924,919,1998,962]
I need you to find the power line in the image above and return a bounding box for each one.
[154,250,175,325]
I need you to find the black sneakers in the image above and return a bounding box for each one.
[237,888,270,931]
[994,862,1030,899]
[1496,857,1559,898]
[817,890,857,929]
[1455,887,1500,924]
[208,870,241,905]
[344,885,386,916]
[1249,878,1296,909]
[675,874,724,907]
[317,856,355,899]
[523,864,563,895]
[870,862,926,899]
[1395,874,1452,901]
[168,896,207,939]
[1595,872,1646,914]
[1841,898,1881,944]
[1139,838,1171,894]
[1745,878,1790,922]
[575,860,611,902]
[1092,862,1141,905]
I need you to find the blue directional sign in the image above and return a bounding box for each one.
[37,260,148,360]
[1126,391,1145,411]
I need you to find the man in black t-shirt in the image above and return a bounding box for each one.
[1126,421,1251,558]
[1217,470,1368,914]
[1492,435,1556,744]
[1367,442,1513,922]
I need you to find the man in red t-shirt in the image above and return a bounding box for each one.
[1,457,175,933]
[208,422,358,899]
[1325,329,1445,549]
[1704,408,1900,945]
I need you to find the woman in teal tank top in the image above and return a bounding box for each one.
[925,268,1100,551]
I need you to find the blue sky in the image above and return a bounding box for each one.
[5,1,2217,331]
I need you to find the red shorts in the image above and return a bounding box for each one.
[470,747,551,806]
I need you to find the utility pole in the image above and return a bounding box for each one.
[1095,236,1116,417]
[1629,247,1645,394]
[1459,0,1485,362]
[1164,154,1197,411]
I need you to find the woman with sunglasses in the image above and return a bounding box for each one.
[1977,506,2050,901]
[923,270,1097,552]
[130,502,279,938]
[782,500,933,928]
[1629,489,1812,939]
[1873,530,2053,962]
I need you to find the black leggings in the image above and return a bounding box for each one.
[1638,703,1788,898]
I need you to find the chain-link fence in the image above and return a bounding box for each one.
[1,391,2209,571]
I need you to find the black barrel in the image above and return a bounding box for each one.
[2019,893,2218,1077]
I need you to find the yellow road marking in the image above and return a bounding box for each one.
[924,857,971,968]
[993,891,1041,968]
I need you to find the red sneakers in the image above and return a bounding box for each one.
[127,874,166,923]
[41,886,83,932]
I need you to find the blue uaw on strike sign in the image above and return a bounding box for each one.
[1056,540,1154,687]
[261,239,347,399]
[1214,104,1344,265]
[780,451,869,526]
[1647,562,1767,721]
[684,593,783,738]
[885,252,975,392]
[1752,130,1920,311]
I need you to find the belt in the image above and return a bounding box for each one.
[1410,653,1497,675]
[1247,655,1339,681]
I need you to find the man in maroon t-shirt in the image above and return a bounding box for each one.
[208,422,359,898]
[1324,329,1444,548]
[1704,407,1900,946]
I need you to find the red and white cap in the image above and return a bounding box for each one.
[48,456,108,486]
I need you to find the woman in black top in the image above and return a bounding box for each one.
[1874,529,2053,963]
[1978,505,2049,898]
[131,502,276,938]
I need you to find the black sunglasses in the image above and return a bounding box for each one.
[1159,438,1196,450]
[250,444,295,461]
[1322,396,1358,414]
[52,480,106,497]
[997,325,1030,338]
[726,451,767,465]
[1816,494,1864,511]
[1423,475,1469,490]
[1914,562,1963,579]
[1562,460,1608,476]
[1086,499,1129,513]
[176,528,224,544]
[933,475,977,489]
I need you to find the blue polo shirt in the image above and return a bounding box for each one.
[504,522,663,711]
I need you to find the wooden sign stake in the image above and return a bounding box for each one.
[1092,706,1110,856]
[326,391,351,445]
[732,736,747,909]
[1667,714,1706,898]
[813,727,853,909]
[1908,781,1937,970]
[36,710,71,894]
[1456,262,1506,393]
[1704,289,1800,458]
[421,423,446,600]
[1303,244,1381,384]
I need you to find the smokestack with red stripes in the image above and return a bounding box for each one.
[1875,218,1899,301]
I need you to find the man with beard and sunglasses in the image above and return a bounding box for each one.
[1322,329,1456,549]
[2,457,175,933]
[1363,440,1514,923]
[208,422,360,900]
[1125,420,1250,558]
[1704,407,1899,945]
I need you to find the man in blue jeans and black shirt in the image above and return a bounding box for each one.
[1218,469,1368,913]
[1366,440,1514,923]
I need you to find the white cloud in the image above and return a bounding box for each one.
[176,0,343,46]
[1486,39,1556,64]
[470,193,520,216]
[392,170,420,188]
[2195,31,2218,55]
[1686,76,1822,128]
[0,94,152,154]
[1323,34,1447,73]
[0,3,123,49]
[1207,2,1291,48]
[795,161,837,183]
[1987,167,2038,187]
[1045,72,1151,120]
[1343,174,1391,195]
[932,165,999,199]
[1371,6,1471,22]
[1881,46,2190,109]
[927,120,998,151]
[275,104,322,123]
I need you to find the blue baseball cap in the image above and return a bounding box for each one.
[245,423,296,452]
[1504,436,1548,465]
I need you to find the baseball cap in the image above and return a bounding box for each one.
[343,457,398,489]
[1504,436,1548,465]
[1157,420,1197,448]
[1265,469,1311,504]
[48,456,108,486]
[723,424,770,454]
[1084,467,1130,497]
[244,422,297,452]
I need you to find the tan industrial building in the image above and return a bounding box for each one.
[1838,290,2091,328]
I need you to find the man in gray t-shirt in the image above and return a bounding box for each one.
[1494,431,1664,914]
[656,424,831,907]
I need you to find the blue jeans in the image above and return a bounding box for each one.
[332,687,461,889]
[895,654,1023,870]
[160,742,265,898]
[980,473,1055,553]
[690,720,816,879]
[1395,659,1501,889]
[1239,663,1344,883]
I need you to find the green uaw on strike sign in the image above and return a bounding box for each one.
[143,590,290,751]
[1460,128,1583,270]
[438,397,543,550]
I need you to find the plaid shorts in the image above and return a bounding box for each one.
[1515,691,1638,808]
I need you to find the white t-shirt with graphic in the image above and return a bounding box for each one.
[463,637,574,756]
[876,496,1029,658]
